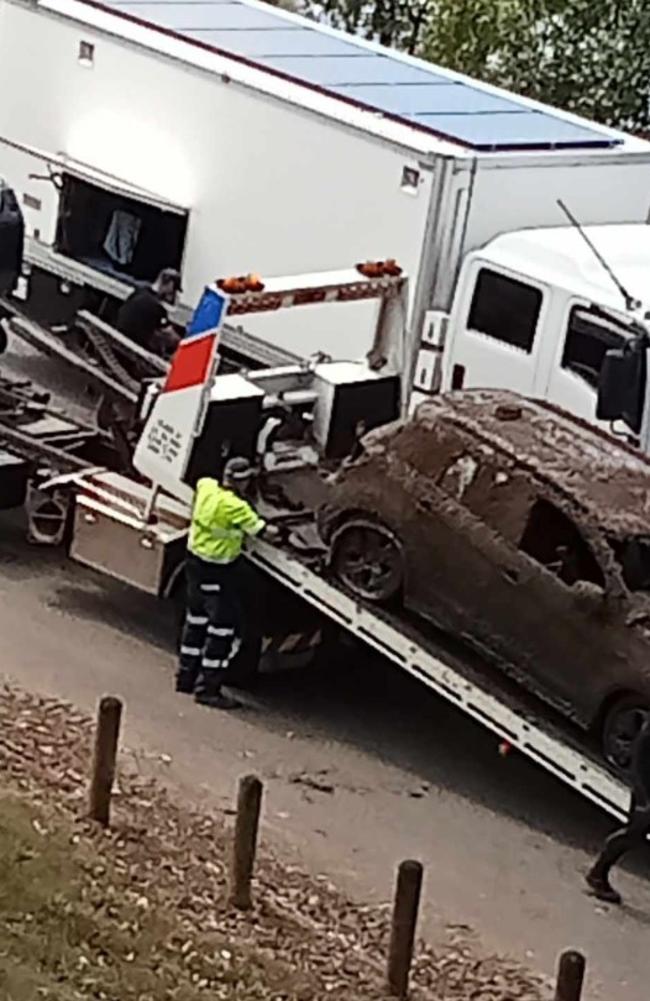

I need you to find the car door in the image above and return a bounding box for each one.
[394,426,518,638]
[403,446,620,722]
[544,299,629,430]
[477,492,623,720]
[404,453,545,662]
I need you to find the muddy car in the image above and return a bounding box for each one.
[318,389,650,772]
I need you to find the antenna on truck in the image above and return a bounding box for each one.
[557,199,640,312]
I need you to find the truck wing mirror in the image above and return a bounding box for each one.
[597,345,645,435]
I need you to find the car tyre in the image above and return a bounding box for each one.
[602,694,650,775]
[330,518,403,604]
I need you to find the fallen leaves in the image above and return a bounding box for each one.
[0,683,547,1001]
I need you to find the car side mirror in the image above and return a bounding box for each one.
[597,344,645,435]
[571,580,607,616]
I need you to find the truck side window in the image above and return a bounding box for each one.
[562,308,626,388]
[467,269,542,353]
[519,498,604,588]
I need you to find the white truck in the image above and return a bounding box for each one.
[2,0,650,429]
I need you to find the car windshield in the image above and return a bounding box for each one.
[613,536,650,591]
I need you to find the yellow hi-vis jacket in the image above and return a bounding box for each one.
[188,477,266,564]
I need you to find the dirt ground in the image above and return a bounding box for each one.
[1,342,650,999]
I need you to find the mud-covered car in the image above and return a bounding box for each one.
[318,389,650,771]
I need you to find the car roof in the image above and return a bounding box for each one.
[415,390,650,539]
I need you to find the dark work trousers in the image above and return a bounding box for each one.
[177,554,244,697]
[590,794,650,880]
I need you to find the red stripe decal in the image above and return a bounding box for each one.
[163,333,217,393]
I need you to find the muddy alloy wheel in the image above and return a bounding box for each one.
[602,696,650,774]
[330,519,403,603]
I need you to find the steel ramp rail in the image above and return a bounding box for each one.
[248,538,630,824]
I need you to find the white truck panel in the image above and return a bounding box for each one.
[2,0,650,369]
[439,154,650,313]
[0,0,433,362]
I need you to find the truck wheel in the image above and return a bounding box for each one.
[602,695,650,774]
[330,519,403,603]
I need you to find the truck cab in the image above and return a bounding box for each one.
[438,223,647,442]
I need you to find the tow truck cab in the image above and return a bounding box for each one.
[437,224,650,448]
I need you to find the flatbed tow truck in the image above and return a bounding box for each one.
[0,263,634,828]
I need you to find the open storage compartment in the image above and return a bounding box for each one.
[54,171,188,285]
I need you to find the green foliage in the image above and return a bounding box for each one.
[304,0,432,52]
[423,0,650,131]
[297,0,650,131]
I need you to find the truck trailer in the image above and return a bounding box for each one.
[2,0,650,433]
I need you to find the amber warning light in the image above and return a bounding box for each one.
[217,274,265,294]
[356,259,403,278]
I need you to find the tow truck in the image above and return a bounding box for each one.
[0,260,634,831]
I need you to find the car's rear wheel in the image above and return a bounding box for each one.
[602,695,650,774]
[330,519,403,603]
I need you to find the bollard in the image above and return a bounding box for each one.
[230,774,263,910]
[387,859,423,998]
[554,949,586,1001]
[88,696,123,827]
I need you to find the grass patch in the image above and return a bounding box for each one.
[0,794,314,1001]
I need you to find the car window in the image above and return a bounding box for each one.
[518,498,604,588]
[561,307,627,389]
[467,269,542,354]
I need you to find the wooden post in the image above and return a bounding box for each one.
[230,774,263,910]
[554,950,586,1001]
[387,860,423,998]
[88,696,123,827]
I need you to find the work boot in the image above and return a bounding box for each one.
[194,688,241,710]
[175,671,196,695]
[585,868,622,905]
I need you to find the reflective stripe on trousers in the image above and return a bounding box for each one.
[177,554,244,696]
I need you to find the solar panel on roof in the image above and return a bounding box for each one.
[186,27,363,58]
[411,110,616,150]
[261,55,447,86]
[333,83,521,116]
[100,0,621,151]
[113,1,297,30]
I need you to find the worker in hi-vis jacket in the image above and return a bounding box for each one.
[176,457,277,709]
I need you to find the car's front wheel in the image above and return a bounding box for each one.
[330,519,403,604]
[602,694,650,775]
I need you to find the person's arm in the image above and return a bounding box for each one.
[226,494,266,537]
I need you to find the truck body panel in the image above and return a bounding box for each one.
[1,0,650,374]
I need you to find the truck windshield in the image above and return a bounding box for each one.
[613,536,650,591]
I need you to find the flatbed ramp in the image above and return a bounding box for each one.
[249,538,631,824]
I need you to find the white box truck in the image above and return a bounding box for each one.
[1,0,650,428]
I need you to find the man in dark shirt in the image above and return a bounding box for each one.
[586,718,650,904]
[116,267,181,356]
